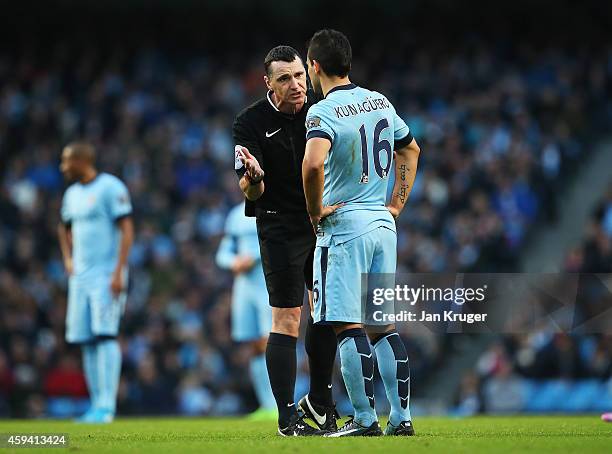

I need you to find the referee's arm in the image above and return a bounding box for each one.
[233,116,264,201]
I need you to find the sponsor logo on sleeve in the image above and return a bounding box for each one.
[234,145,245,170]
[305,117,321,130]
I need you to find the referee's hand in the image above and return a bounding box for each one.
[238,146,264,182]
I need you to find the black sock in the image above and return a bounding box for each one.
[266,332,298,427]
[305,317,337,407]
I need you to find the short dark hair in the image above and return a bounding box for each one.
[264,45,301,76]
[65,141,95,162]
[307,29,352,78]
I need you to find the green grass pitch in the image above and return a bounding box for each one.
[0,416,610,453]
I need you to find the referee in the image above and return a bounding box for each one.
[233,46,339,436]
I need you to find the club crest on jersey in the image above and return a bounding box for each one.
[305,117,321,130]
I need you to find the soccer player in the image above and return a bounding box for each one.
[216,201,277,420]
[233,46,339,436]
[57,142,133,423]
[303,30,421,436]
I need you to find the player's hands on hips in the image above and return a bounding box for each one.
[63,258,73,275]
[238,146,264,183]
[386,205,401,219]
[110,270,123,297]
[309,204,343,233]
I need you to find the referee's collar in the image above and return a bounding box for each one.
[266,90,308,115]
[326,83,357,97]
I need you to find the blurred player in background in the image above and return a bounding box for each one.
[57,142,134,423]
[216,201,277,420]
[303,30,421,436]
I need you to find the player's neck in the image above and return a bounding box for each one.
[322,76,351,98]
[80,168,98,185]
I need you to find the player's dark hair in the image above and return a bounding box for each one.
[65,141,96,162]
[307,29,352,77]
[264,46,301,76]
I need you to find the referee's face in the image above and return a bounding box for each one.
[265,57,307,109]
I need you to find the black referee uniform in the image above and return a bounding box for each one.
[233,90,317,307]
[233,86,338,432]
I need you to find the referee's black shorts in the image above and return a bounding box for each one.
[256,211,315,308]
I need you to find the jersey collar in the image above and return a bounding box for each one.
[266,90,280,112]
[326,83,357,97]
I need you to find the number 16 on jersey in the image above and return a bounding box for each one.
[359,118,393,184]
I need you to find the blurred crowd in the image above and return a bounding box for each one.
[1,37,612,417]
[458,187,612,414]
[564,185,612,273]
[456,332,612,415]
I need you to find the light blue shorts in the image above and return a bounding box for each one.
[231,280,272,342]
[313,226,397,324]
[65,273,127,343]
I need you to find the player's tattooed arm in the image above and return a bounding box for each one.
[396,164,409,203]
[387,138,420,219]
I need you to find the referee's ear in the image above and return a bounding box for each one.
[264,74,273,91]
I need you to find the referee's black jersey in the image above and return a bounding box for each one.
[233,90,319,217]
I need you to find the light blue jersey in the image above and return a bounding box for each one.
[305,83,413,246]
[61,173,132,280]
[307,84,413,324]
[61,172,131,418]
[216,202,270,341]
[62,173,132,344]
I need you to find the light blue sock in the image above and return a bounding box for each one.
[250,353,276,410]
[338,329,377,427]
[96,339,121,413]
[82,343,99,410]
[373,331,411,426]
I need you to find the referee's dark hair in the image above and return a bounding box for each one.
[307,29,352,78]
[264,46,301,76]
